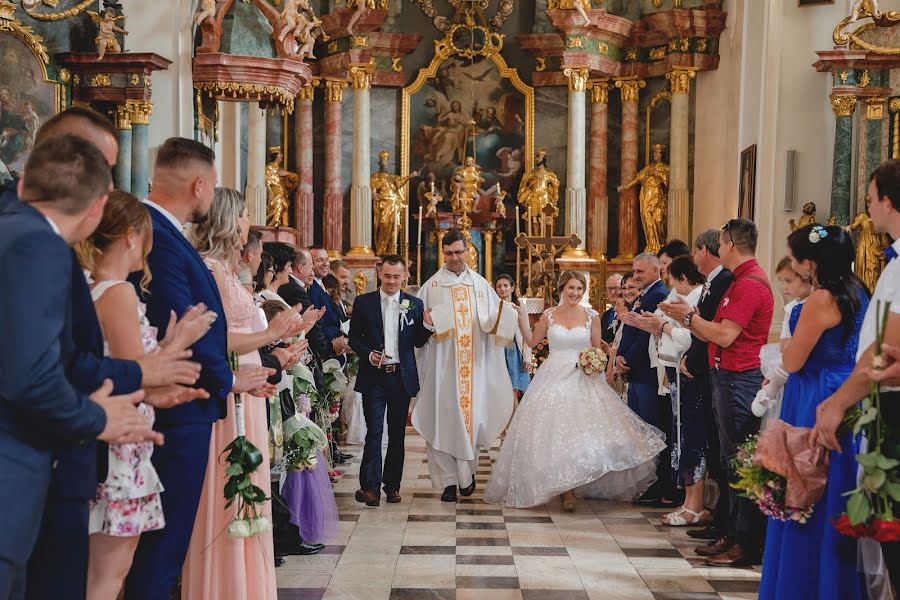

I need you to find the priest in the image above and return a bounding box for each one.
[414,229,517,502]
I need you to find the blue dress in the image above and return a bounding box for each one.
[504,342,531,393]
[759,297,868,600]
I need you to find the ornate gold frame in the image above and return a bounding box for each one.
[833,11,900,54]
[0,2,64,114]
[400,4,535,181]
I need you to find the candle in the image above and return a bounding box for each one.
[403,205,409,248]
[515,205,520,237]
[430,181,435,195]
[417,204,423,246]
[394,210,400,252]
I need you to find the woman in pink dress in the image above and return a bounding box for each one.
[181,188,311,599]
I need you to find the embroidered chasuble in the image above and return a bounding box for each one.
[413,266,516,462]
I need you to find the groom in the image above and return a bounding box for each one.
[349,255,432,506]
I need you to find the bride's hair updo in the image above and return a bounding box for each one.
[557,270,587,293]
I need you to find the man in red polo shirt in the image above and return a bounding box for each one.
[661,218,773,567]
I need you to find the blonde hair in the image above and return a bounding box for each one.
[76,190,152,292]
[557,270,587,293]
[189,187,245,265]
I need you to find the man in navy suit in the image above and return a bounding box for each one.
[124,138,273,599]
[349,256,432,506]
[600,273,623,345]
[0,135,159,598]
[309,246,351,358]
[615,251,673,504]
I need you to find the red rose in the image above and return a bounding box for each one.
[868,518,900,543]
[832,514,868,538]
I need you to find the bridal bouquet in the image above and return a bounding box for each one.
[576,347,607,377]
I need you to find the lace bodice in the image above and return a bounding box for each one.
[788,294,869,371]
[205,257,257,332]
[544,307,598,360]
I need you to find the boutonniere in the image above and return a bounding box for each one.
[399,299,411,314]
[723,297,730,307]
[398,298,414,331]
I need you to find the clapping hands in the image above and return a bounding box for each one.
[620,310,664,335]
[160,304,217,353]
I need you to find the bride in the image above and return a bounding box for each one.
[484,271,666,511]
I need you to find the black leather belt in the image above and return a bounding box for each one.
[383,364,400,374]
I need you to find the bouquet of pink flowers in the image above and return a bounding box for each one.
[577,347,607,377]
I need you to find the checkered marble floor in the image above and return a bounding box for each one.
[275,429,761,600]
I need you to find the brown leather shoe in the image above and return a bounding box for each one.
[355,489,380,507]
[385,490,402,503]
[694,536,733,557]
[704,544,760,567]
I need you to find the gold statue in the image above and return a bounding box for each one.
[89,8,128,61]
[494,188,508,218]
[618,143,669,254]
[450,156,484,219]
[550,0,592,26]
[517,149,560,236]
[789,202,818,232]
[847,211,889,293]
[371,150,418,256]
[850,0,880,23]
[423,176,442,218]
[265,146,299,227]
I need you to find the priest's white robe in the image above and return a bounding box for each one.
[413,265,516,490]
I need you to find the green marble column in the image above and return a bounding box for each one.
[129,101,153,199]
[830,94,857,225]
[866,98,886,185]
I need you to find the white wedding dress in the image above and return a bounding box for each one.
[484,307,667,508]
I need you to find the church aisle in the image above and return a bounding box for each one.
[275,430,761,600]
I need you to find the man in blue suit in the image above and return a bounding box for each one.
[0,135,159,599]
[615,251,673,504]
[309,246,350,357]
[349,256,432,506]
[124,138,273,599]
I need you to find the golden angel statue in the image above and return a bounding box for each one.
[789,202,818,232]
[846,211,889,293]
[371,151,418,256]
[265,147,299,227]
[89,9,128,61]
[618,143,669,254]
[517,149,560,236]
[493,189,508,218]
[450,156,484,218]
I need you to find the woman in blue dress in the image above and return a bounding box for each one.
[495,274,531,398]
[759,224,869,600]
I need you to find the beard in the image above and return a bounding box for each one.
[189,208,209,225]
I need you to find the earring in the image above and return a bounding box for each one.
[129,242,135,251]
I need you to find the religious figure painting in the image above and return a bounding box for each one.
[408,56,527,211]
[738,144,757,221]
[0,34,58,184]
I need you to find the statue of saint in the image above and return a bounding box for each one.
[846,211,889,293]
[618,143,669,255]
[517,149,560,236]
[450,156,484,218]
[371,150,418,256]
[265,146,298,227]
[789,202,818,232]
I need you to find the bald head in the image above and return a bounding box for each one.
[35,106,118,167]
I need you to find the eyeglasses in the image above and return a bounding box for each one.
[266,269,275,275]
[623,285,639,291]
[443,249,466,257]
[720,220,735,244]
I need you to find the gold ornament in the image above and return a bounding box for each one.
[517,149,560,236]
[563,66,589,92]
[371,150,417,256]
[615,78,646,102]
[617,143,669,254]
[831,94,857,117]
[265,146,299,227]
[666,67,696,95]
[847,211,890,293]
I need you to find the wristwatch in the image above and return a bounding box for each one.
[683,311,695,327]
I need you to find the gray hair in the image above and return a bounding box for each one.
[189,187,245,264]
[606,274,623,286]
[694,228,721,257]
[294,247,311,265]
[633,252,661,267]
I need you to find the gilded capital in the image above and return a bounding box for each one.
[666,68,696,95]
[297,85,314,101]
[830,94,857,118]
[349,64,373,90]
[615,78,646,103]
[324,79,347,103]
[866,96,886,120]
[590,80,609,104]
[126,100,153,125]
[114,104,131,130]
[563,66,589,93]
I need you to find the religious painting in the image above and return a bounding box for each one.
[402,54,534,214]
[0,30,61,184]
[739,144,757,221]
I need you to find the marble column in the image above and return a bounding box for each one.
[666,68,695,244]
[245,102,267,226]
[218,101,243,191]
[615,78,645,258]
[830,94,857,225]
[324,79,346,255]
[114,104,132,192]
[588,80,609,259]
[865,97,886,197]
[347,65,374,258]
[128,100,152,199]
[563,67,589,257]
[295,85,315,244]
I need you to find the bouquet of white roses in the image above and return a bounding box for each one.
[576,347,607,377]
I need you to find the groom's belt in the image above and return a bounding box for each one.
[381,363,400,374]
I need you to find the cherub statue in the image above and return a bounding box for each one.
[789,202,818,232]
[194,0,218,27]
[346,0,385,35]
[21,0,60,9]
[294,17,325,60]
[557,0,591,27]
[850,0,880,23]
[493,188,508,218]
[89,8,128,61]
[278,0,311,43]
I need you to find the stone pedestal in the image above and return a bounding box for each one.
[347,65,375,259]
[246,102,267,226]
[563,67,589,258]
[324,80,347,255]
[615,78,645,258]
[588,80,609,259]
[666,68,695,243]
[295,86,315,245]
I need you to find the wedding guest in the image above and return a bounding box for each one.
[0,135,157,598]
[658,239,691,283]
[79,192,215,599]
[181,188,310,599]
[662,218,773,567]
[812,160,900,589]
[278,246,335,363]
[125,140,275,599]
[775,256,813,347]
[331,259,355,317]
[309,246,350,357]
[600,274,623,345]
[606,272,638,397]
[240,230,263,295]
[323,273,350,329]
[759,224,868,599]
[680,229,733,544]
[255,252,275,297]
[494,274,531,398]
[616,252,674,506]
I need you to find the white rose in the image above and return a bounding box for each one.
[227,519,252,538]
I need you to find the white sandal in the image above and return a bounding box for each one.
[662,506,710,527]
